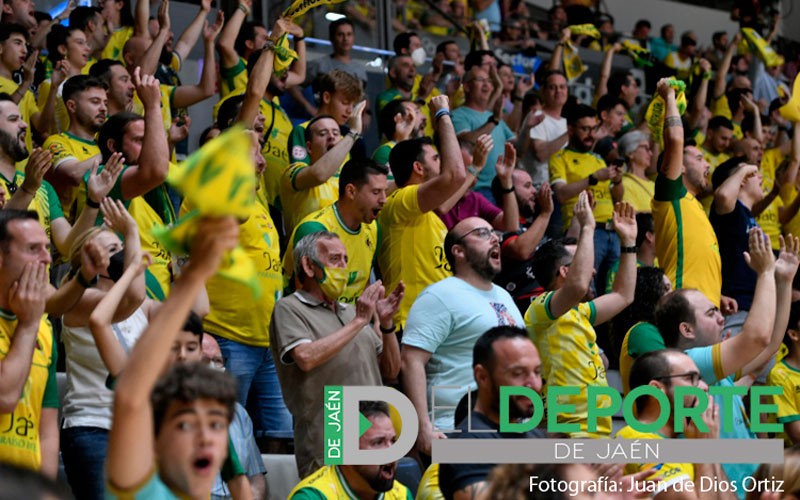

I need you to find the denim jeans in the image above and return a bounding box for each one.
[61,426,108,500]
[213,335,293,435]
[594,228,620,295]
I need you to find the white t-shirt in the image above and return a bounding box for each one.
[527,113,567,186]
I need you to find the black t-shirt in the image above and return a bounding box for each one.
[494,219,548,315]
[438,411,546,499]
[709,200,759,310]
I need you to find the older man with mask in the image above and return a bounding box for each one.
[270,232,404,479]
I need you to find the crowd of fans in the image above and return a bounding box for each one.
[0,0,799,498]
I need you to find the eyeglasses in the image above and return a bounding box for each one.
[654,371,701,386]
[456,227,495,243]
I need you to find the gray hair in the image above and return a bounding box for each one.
[617,130,649,158]
[293,231,340,280]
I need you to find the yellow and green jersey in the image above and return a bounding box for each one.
[758,147,786,249]
[0,76,37,171]
[0,172,63,244]
[219,56,248,99]
[183,200,282,347]
[280,161,340,232]
[0,312,58,472]
[616,427,694,487]
[283,203,380,303]
[259,99,293,209]
[767,358,800,446]
[132,84,176,135]
[524,291,612,438]
[372,141,396,168]
[618,321,664,395]
[652,174,722,307]
[377,184,450,328]
[289,465,412,499]
[101,26,133,62]
[550,148,614,226]
[43,132,100,223]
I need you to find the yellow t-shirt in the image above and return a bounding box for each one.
[0,173,63,244]
[700,145,730,172]
[132,84,175,134]
[377,184,450,328]
[0,76,37,170]
[758,147,786,249]
[101,26,134,62]
[188,201,282,347]
[259,99,293,209]
[36,79,70,134]
[616,427,695,487]
[43,132,100,223]
[283,203,380,303]
[621,173,654,213]
[0,312,57,471]
[652,174,722,307]
[550,148,614,226]
[767,359,800,446]
[663,52,693,82]
[781,183,800,239]
[289,465,411,499]
[219,56,248,99]
[417,464,443,500]
[524,291,612,438]
[280,161,341,232]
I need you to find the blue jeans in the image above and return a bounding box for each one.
[61,426,108,500]
[594,228,620,295]
[213,335,293,435]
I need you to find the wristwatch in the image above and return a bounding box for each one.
[486,116,500,127]
[347,130,361,141]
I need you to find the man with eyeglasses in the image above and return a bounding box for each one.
[525,195,637,438]
[402,217,523,458]
[550,103,623,292]
[654,226,799,498]
[616,349,734,500]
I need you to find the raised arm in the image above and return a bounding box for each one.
[492,144,520,232]
[216,0,250,70]
[548,28,570,71]
[687,59,712,131]
[120,68,169,200]
[134,0,151,38]
[107,217,238,492]
[716,228,775,379]
[437,134,492,214]
[547,191,595,317]
[237,38,275,129]
[713,33,739,100]
[502,183,553,260]
[135,0,170,75]
[171,12,223,108]
[173,0,211,62]
[594,43,621,102]
[417,95,467,213]
[592,202,637,325]
[713,163,757,215]
[658,79,685,180]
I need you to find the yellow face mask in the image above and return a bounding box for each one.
[314,260,350,302]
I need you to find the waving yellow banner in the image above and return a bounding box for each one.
[283,0,348,20]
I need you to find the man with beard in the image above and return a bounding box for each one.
[1,94,121,258]
[438,326,545,499]
[281,103,367,232]
[525,195,637,438]
[494,169,554,313]
[551,104,623,291]
[89,60,135,115]
[617,349,732,500]
[271,232,403,478]
[653,79,722,308]
[451,66,515,201]
[700,116,734,172]
[42,76,106,223]
[288,401,412,499]
[375,55,416,119]
[283,158,388,304]
[402,217,524,455]
[373,98,424,171]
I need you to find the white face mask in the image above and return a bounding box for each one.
[411,47,427,66]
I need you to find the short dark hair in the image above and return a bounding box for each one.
[597,94,626,115]
[464,50,495,72]
[473,326,530,371]
[607,71,634,99]
[33,11,52,23]
[182,311,204,343]
[708,115,734,132]
[740,113,763,135]
[629,349,680,413]
[338,158,389,198]
[726,88,750,115]
[0,24,28,44]
[785,302,800,352]
[378,99,410,139]
[393,31,418,55]
[198,126,220,147]
[151,362,238,436]
[317,69,363,102]
[436,40,457,55]
[566,104,597,126]
[304,114,338,143]
[216,95,245,130]
[359,400,390,420]
[634,19,651,31]
[70,6,102,31]
[329,18,354,42]
[389,137,432,187]
[235,21,265,57]
[712,31,727,44]
[89,59,125,86]
[47,25,83,64]
[530,237,576,290]
[0,210,38,253]
[636,213,653,248]
[711,155,746,191]
[655,290,696,348]
[98,112,143,162]
[62,75,106,104]
[681,32,697,47]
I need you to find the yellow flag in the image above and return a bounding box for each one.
[741,28,784,67]
[568,24,601,39]
[283,0,347,20]
[621,39,656,68]
[779,73,800,123]
[645,79,687,145]
[273,33,298,76]
[562,41,585,81]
